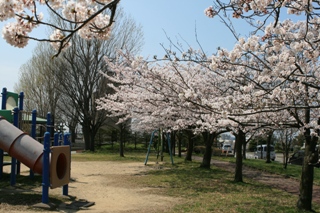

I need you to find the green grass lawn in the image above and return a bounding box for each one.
[214,156,320,186]
[137,160,302,213]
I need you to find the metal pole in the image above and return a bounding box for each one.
[18,92,24,111]
[42,132,50,204]
[30,109,37,179]
[1,88,7,110]
[144,130,158,165]
[63,133,70,196]
[46,112,51,135]
[0,88,7,178]
[160,128,164,162]
[54,133,59,146]
[16,92,24,175]
[31,109,37,137]
[10,107,19,186]
[156,129,161,162]
[59,133,63,146]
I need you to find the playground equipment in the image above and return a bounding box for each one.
[0,117,70,181]
[0,88,71,204]
[0,117,44,172]
[144,129,174,165]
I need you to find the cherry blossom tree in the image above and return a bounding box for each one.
[206,15,320,210]
[98,14,320,209]
[98,1,320,210]
[97,49,251,169]
[1,0,120,56]
[204,0,320,31]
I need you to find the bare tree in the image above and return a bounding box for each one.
[15,7,144,151]
[52,8,143,151]
[275,128,296,169]
[14,42,62,120]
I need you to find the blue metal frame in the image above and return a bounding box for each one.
[0,88,6,178]
[30,109,37,179]
[10,107,19,186]
[144,130,174,165]
[54,133,59,146]
[46,112,51,135]
[144,130,158,165]
[63,133,70,196]
[42,132,50,204]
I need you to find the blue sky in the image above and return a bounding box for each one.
[0,1,241,92]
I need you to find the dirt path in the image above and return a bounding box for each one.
[53,161,177,213]
[1,161,179,213]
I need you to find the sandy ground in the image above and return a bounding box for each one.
[1,160,179,213]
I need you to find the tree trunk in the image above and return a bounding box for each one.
[282,130,290,169]
[234,129,244,182]
[242,141,246,160]
[112,130,117,149]
[68,124,76,144]
[185,130,194,161]
[297,98,319,211]
[297,130,318,211]
[200,132,215,169]
[119,138,124,157]
[90,133,95,152]
[171,131,176,156]
[266,131,272,163]
[178,131,182,158]
[283,152,287,169]
[82,126,91,150]
[119,125,125,157]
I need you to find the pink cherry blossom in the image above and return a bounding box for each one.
[0,0,120,52]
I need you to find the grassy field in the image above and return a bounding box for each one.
[1,145,320,212]
[213,156,320,186]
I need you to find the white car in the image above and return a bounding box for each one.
[254,144,276,161]
[221,144,232,154]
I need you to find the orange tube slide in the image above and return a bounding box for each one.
[0,118,44,174]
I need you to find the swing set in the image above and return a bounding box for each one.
[144,129,174,165]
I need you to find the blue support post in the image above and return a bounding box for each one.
[10,107,19,186]
[144,130,158,165]
[16,93,24,175]
[0,88,6,178]
[30,109,37,179]
[46,112,51,135]
[42,132,50,204]
[59,133,63,146]
[1,88,7,110]
[46,112,51,147]
[54,133,59,146]
[63,133,70,196]
[18,92,24,111]
[31,110,37,136]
